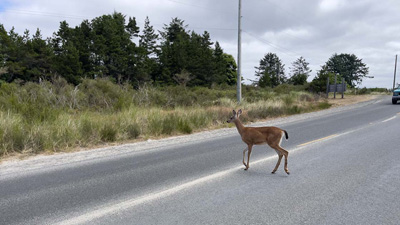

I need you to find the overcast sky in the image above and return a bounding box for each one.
[1,0,400,88]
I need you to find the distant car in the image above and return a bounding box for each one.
[393,85,400,104]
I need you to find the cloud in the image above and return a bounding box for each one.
[318,0,345,12]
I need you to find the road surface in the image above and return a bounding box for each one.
[1,95,399,225]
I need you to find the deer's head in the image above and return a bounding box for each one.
[227,109,242,123]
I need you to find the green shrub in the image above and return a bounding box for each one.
[247,106,285,119]
[28,128,48,153]
[100,123,117,142]
[6,124,26,152]
[286,105,301,114]
[299,93,314,102]
[126,123,141,139]
[274,84,293,94]
[177,118,192,134]
[161,115,176,135]
[80,117,96,141]
[282,95,294,106]
[317,101,331,109]
[0,79,337,158]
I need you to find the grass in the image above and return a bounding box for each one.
[0,78,334,159]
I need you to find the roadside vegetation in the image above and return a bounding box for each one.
[0,12,389,159]
[0,77,336,158]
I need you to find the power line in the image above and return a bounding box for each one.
[5,9,89,20]
[165,0,227,13]
[243,30,301,57]
[189,26,236,31]
[4,9,236,33]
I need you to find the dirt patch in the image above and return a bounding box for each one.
[326,95,380,107]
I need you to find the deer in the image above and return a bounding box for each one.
[227,109,290,174]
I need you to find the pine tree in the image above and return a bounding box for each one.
[289,56,311,85]
[157,18,190,85]
[137,16,159,85]
[255,53,286,88]
[0,27,54,83]
[213,42,237,85]
[139,16,159,57]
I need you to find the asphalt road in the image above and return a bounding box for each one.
[1,95,399,225]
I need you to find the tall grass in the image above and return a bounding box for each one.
[0,78,330,158]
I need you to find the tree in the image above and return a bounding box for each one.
[157,18,190,85]
[255,53,286,88]
[187,31,214,86]
[158,18,222,87]
[289,56,311,85]
[90,12,139,82]
[51,21,84,84]
[0,26,54,83]
[325,53,369,87]
[52,12,141,84]
[310,65,342,93]
[222,53,238,85]
[139,16,159,57]
[137,16,159,85]
[213,42,237,85]
[25,28,54,82]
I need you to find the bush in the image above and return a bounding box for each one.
[0,79,336,158]
[177,118,192,134]
[80,117,96,141]
[126,123,141,139]
[100,123,117,142]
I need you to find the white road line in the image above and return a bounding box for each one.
[55,155,283,225]
[56,129,357,225]
[382,116,396,123]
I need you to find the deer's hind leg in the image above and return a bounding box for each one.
[276,146,290,175]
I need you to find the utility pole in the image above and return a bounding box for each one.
[393,54,397,90]
[237,0,242,103]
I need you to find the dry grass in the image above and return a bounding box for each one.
[1,78,362,161]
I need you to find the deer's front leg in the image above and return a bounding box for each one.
[243,148,248,167]
[244,145,253,170]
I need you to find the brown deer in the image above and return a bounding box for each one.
[227,109,290,174]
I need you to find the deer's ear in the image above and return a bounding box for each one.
[232,110,236,115]
[238,109,242,115]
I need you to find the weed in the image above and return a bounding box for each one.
[177,118,192,134]
[100,123,117,142]
[126,123,141,139]
[0,78,337,158]
[80,117,96,141]
[317,101,331,109]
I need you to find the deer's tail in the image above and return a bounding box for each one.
[284,130,288,140]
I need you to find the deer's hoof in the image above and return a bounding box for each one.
[285,170,290,175]
[271,171,276,174]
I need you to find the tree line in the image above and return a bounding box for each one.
[0,12,236,87]
[255,52,369,92]
[0,11,370,91]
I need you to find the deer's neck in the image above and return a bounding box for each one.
[233,119,245,136]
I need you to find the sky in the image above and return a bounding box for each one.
[1,0,400,88]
